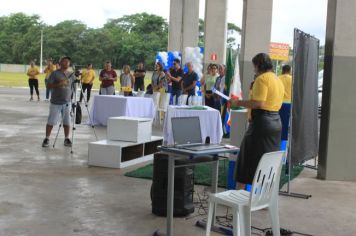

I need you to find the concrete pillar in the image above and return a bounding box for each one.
[168,0,199,58]
[318,0,356,181]
[203,0,228,66]
[239,0,273,98]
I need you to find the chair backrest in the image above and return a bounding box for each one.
[178,94,188,106]
[249,151,284,210]
[159,93,171,111]
[137,91,145,97]
[152,92,161,109]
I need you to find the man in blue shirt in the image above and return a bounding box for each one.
[182,62,198,98]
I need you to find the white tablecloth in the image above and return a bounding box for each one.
[89,95,155,126]
[163,105,223,145]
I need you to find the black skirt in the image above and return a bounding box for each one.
[235,109,282,184]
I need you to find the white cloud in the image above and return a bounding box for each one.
[0,0,327,45]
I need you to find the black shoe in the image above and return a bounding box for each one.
[42,138,49,147]
[64,138,72,147]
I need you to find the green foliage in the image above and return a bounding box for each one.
[0,12,168,70]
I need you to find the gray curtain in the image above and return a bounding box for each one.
[290,29,319,165]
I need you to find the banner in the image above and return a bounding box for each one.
[269,42,290,61]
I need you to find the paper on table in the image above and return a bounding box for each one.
[212,88,230,101]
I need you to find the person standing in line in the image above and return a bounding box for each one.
[151,62,166,92]
[99,61,117,95]
[80,63,96,102]
[201,64,219,108]
[133,62,146,91]
[27,61,40,101]
[279,64,293,140]
[182,62,198,103]
[231,53,284,190]
[166,58,183,104]
[42,56,75,148]
[213,64,226,111]
[120,65,135,96]
[43,58,56,101]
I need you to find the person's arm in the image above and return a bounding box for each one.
[112,71,118,82]
[231,76,267,109]
[34,68,40,76]
[89,70,95,84]
[183,73,198,93]
[99,70,104,82]
[130,74,135,88]
[26,69,32,77]
[47,74,68,89]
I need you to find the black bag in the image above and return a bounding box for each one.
[75,102,82,124]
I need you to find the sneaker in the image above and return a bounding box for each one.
[37,97,40,101]
[29,97,33,101]
[64,138,72,147]
[42,138,49,147]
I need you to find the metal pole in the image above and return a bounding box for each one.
[40,29,43,72]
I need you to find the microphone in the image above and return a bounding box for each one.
[205,136,210,144]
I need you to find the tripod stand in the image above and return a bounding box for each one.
[53,78,97,153]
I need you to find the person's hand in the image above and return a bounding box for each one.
[230,96,240,106]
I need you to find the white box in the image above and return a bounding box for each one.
[107,116,152,142]
[88,136,163,168]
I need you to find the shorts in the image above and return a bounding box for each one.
[47,103,71,126]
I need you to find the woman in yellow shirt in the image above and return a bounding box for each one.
[27,61,40,101]
[231,53,284,190]
[80,63,96,102]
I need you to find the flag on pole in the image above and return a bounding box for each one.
[223,49,243,134]
[222,49,234,135]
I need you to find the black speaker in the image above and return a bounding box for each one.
[151,153,195,217]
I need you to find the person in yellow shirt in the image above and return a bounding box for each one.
[279,65,292,140]
[80,63,96,102]
[43,58,57,101]
[231,53,284,190]
[279,65,292,103]
[27,61,40,101]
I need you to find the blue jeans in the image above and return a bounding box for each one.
[171,90,182,105]
[45,79,51,99]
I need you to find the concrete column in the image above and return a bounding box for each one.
[203,0,228,66]
[239,0,273,98]
[168,0,183,52]
[168,0,199,57]
[318,0,356,181]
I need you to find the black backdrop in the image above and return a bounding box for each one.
[290,29,320,165]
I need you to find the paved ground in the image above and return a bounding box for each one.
[0,87,355,236]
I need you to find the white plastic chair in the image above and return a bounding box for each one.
[178,94,188,106]
[156,93,171,125]
[152,92,161,110]
[205,151,284,236]
[137,91,145,97]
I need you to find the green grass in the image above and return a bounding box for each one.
[0,71,153,90]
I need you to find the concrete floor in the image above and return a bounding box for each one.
[0,87,355,236]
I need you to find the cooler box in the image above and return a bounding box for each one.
[107,116,152,142]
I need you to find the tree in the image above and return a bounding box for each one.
[198,19,241,48]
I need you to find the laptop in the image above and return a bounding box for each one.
[171,116,225,151]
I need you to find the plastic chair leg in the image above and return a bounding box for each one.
[232,209,240,236]
[268,202,281,236]
[238,205,251,236]
[205,201,215,236]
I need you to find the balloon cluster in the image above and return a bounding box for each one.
[184,47,204,78]
[155,51,181,71]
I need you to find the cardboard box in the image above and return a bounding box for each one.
[107,116,152,142]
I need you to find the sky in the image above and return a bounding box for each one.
[0,0,328,46]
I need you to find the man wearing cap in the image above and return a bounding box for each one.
[42,56,75,147]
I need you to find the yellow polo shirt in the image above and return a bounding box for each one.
[44,65,56,79]
[279,74,292,103]
[251,72,284,112]
[81,69,96,84]
[27,66,40,79]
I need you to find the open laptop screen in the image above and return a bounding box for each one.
[171,116,202,145]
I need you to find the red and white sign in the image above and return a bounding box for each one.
[210,53,217,61]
